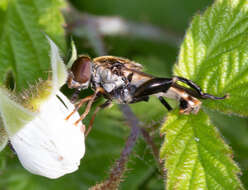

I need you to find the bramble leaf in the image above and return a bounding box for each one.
[160,110,243,190]
[174,0,248,116]
[161,0,248,189]
[0,0,65,91]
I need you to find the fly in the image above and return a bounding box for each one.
[66,55,227,135]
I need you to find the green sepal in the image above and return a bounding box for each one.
[47,37,68,91]
[0,87,36,137]
[66,38,78,69]
[0,118,8,152]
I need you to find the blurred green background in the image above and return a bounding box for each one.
[0,0,248,189]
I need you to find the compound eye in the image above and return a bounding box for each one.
[71,56,92,83]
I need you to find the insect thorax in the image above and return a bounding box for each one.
[91,64,134,103]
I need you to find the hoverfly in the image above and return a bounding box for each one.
[66,55,227,135]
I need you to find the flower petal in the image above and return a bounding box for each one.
[10,91,85,179]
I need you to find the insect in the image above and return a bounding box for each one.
[66,55,227,135]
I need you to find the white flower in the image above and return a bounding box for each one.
[10,91,85,179]
[0,37,85,179]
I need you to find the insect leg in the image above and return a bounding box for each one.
[131,96,172,111]
[74,87,105,125]
[132,78,176,111]
[130,96,149,103]
[70,89,81,103]
[85,100,112,137]
[65,95,93,120]
[158,96,172,111]
[175,76,227,100]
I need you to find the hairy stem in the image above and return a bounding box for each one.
[141,128,165,176]
[90,105,141,190]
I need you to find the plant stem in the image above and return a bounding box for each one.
[141,128,165,176]
[90,105,141,190]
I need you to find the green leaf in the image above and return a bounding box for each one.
[206,109,248,188]
[0,0,65,91]
[160,110,243,190]
[174,0,248,116]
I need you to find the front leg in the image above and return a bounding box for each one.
[74,87,105,125]
[70,89,81,103]
[66,95,94,121]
